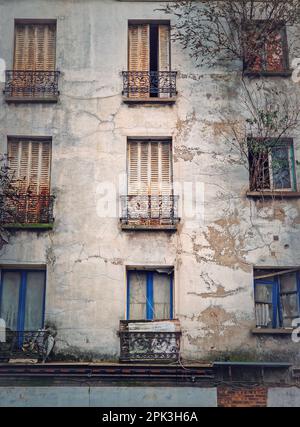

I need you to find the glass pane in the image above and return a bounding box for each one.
[255,283,273,304]
[129,271,147,320]
[24,272,45,331]
[281,294,299,327]
[0,272,21,330]
[280,273,297,293]
[255,303,272,327]
[271,146,291,189]
[153,272,171,320]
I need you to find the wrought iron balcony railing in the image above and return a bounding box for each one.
[120,195,179,227]
[0,330,53,362]
[1,193,55,225]
[119,320,181,362]
[4,70,60,100]
[122,71,177,98]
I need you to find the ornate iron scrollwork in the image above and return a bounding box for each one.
[120,195,179,226]
[4,70,60,98]
[122,71,177,97]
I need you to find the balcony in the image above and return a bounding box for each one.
[120,195,180,231]
[4,70,60,102]
[122,71,177,104]
[119,320,181,363]
[0,330,53,362]
[1,193,55,229]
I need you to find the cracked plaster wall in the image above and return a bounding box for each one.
[0,0,300,362]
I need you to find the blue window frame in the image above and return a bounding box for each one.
[254,270,300,328]
[0,269,46,333]
[127,269,173,320]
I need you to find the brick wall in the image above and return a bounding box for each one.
[217,386,267,407]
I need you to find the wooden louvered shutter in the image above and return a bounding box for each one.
[158,25,170,98]
[161,141,172,195]
[14,23,56,71]
[266,31,284,72]
[150,142,159,195]
[128,24,150,98]
[36,24,56,71]
[14,25,29,70]
[8,139,51,195]
[128,142,139,195]
[128,141,172,196]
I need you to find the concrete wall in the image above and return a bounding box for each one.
[1,385,300,407]
[0,386,217,407]
[268,387,300,407]
[0,0,300,362]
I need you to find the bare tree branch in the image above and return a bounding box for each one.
[159,0,300,67]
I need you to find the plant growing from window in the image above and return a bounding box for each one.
[223,80,300,192]
[0,154,24,248]
[159,0,300,70]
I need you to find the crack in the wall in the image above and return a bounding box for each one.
[188,285,245,299]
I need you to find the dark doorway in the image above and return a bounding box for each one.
[150,24,159,97]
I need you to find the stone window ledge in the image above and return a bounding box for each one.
[121,223,178,232]
[252,327,293,335]
[243,70,292,78]
[122,97,176,105]
[3,223,53,230]
[5,96,59,103]
[246,191,300,198]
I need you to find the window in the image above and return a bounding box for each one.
[244,21,289,74]
[123,139,177,224]
[127,22,173,98]
[14,22,56,72]
[248,138,296,191]
[254,268,300,328]
[5,21,59,100]
[127,269,173,320]
[128,139,172,196]
[6,138,52,224]
[0,269,46,332]
[8,138,52,195]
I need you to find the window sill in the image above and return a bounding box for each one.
[5,96,59,103]
[243,70,292,78]
[3,223,53,230]
[121,223,178,232]
[246,190,300,198]
[122,97,176,105]
[252,327,293,335]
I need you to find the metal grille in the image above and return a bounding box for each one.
[4,70,60,98]
[0,330,51,361]
[1,193,54,224]
[120,195,179,226]
[122,71,177,97]
[119,320,181,362]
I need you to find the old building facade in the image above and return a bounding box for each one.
[0,0,300,406]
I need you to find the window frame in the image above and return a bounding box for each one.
[243,20,290,76]
[127,19,171,72]
[248,138,297,192]
[126,269,174,321]
[13,19,57,71]
[126,137,173,196]
[7,136,52,195]
[0,268,46,333]
[254,271,300,329]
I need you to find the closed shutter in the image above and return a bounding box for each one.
[8,139,51,195]
[266,31,284,72]
[158,25,170,98]
[128,24,150,98]
[14,23,56,71]
[127,141,172,195]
